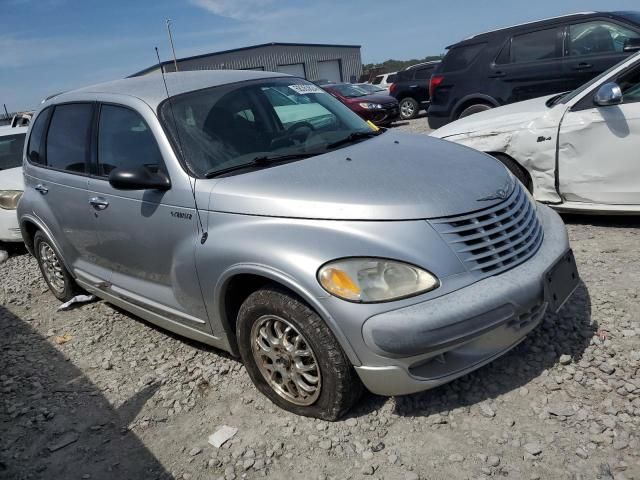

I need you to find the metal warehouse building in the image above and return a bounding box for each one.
[132,42,362,83]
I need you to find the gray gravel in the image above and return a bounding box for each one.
[1,119,639,479]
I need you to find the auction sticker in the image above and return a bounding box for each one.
[288,84,324,95]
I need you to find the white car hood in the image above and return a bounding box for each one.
[0,167,24,190]
[432,95,560,139]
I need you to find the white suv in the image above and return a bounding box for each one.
[0,125,27,242]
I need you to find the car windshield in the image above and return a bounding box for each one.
[160,78,375,177]
[0,133,26,170]
[331,84,370,98]
[357,84,385,94]
[552,52,640,106]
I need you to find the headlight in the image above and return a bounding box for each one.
[358,102,382,110]
[318,258,439,303]
[0,190,23,210]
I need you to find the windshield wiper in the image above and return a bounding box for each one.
[204,152,316,179]
[326,130,382,149]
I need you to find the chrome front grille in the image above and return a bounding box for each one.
[431,183,543,276]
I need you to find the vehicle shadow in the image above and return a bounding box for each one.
[351,281,594,419]
[0,306,171,480]
[561,213,640,229]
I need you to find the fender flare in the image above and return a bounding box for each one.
[19,214,74,274]
[214,263,362,366]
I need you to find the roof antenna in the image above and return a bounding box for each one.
[155,47,208,245]
[166,19,179,72]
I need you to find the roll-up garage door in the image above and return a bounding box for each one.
[317,60,341,82]
[277,63,306,78]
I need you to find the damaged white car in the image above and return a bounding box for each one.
[432,51,640,214]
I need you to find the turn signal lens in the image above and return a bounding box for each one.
[318,258,439,303]
[0,190,23,210]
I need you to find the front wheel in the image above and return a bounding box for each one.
[399,97,419,120]
[458,103,493,119]
[237,287,362,420]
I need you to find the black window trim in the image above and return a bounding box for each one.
[25,106,53,167]
[92,101,169,181]
[28,101,96,177]
[564,17,640,58]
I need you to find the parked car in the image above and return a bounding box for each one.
[18,70,578,420]
[432,51,640,213]
[355,83,388,94]
[428,11,640,129]
[389,61,440,120]
[370,72,397,90]
[0,125,27,243]
[322,83,399,126]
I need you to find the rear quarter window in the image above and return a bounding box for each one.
[441,43,486,72]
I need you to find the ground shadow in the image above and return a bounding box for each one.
[561,213,640,229]
[351,281,594,418]
[0,306,171,480]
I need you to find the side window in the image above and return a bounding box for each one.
[441,43,485,72]
[617,66,640,104]
[414,67,433,80]
[27,108,52,165]
[46,104,93,173]
[98,105,164,177]
[509,28,560,63]
[0,133,26,170]
[372,76,382,85]
[569,21,638,56]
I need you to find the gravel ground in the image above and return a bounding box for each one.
[2,117,640,480]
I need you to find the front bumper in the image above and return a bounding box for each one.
[359,106,400,126]
[354,205,576,396]
[0,208,22,242]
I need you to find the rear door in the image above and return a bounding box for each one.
[559,61,640,205]
[24,103,101,277]
[562,19,640,90]
[491,26,565,103]
[87,103,211,332]
[410,66,436,104]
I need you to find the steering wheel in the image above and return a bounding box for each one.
[271,121,316,149]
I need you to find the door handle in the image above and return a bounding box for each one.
[89,197,109,210]
[573,62,592,70]
[35,184,48,194]
[489,71,506,78]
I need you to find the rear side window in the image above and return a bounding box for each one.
[387,74,397,83]
[414,67,435,79]
[0,133,26,170]
[46,104,93,173]
[97,105,164,177]
[372,76,382,85]
[27,108,52,165]
[509,28,560,63]
[569,21,639,56]
[441,43,485,72]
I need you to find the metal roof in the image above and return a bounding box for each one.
[47,70,289,110]
[131,42,362,77]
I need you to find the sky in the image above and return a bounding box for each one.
[1,0,639,111]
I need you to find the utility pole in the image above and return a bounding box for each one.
[166,19,179,72]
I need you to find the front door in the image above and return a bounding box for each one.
[88,104,211,332]
[559,63,640,205]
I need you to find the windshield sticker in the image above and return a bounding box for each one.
[288,84,324,95]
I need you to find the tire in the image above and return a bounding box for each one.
[399,97,419,120]
[237,286,362,420]
[458,103,493,119]
[491,153,533,193]
[34,231,79,302]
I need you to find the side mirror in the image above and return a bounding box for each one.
[594,82,623,107]
[108,166,171,191]
[623,38,640,52]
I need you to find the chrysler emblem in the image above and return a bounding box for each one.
[477,188,509,202]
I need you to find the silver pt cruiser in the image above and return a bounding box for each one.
[18,71,579,420]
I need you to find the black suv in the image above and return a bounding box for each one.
[389,61,440,120]
[428,11,640,129]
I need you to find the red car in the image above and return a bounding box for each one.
[321,83,399,126]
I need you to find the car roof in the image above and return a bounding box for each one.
[0,125,28,137]
[405,61,441,70]
[44,70,290,110]
[450,11,636,48]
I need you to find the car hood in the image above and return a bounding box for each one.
[432,94,560,139]
[207,131,512,220]
[0,166,24,190]
[345,94,397,104]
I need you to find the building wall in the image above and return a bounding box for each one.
[146,44,362,82]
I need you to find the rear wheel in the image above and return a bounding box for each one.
[34,231,79,302]
[237,286,362,420]
[399,97,419,120]
[458,103,493,119]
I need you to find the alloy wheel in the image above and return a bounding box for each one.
[39,242,65,293]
